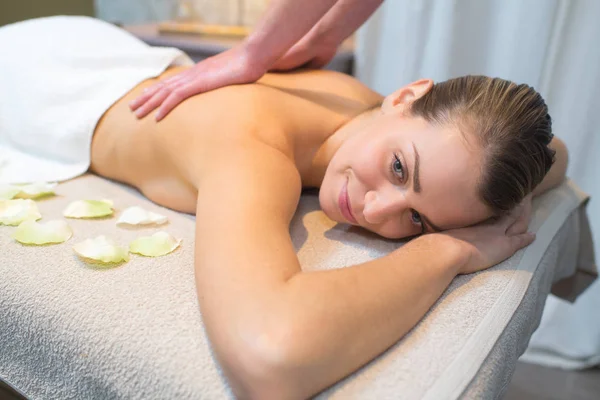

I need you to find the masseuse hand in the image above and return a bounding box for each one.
[445,197,535,275]
[129,1,384,121]
[129,45,266,121]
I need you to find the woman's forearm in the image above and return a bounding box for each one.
[256,234,466,399]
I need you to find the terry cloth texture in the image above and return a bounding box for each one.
[0,175,594,399]
[0,16,193,184]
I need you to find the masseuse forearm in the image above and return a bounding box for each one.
[244,0,338,67]
[309,0,384,45]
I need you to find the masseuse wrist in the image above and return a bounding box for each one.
[239,37,274,77]
[243,34,282,73]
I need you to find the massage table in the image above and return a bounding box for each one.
[0,174,596,399]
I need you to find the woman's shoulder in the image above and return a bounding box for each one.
[258,69,383,106]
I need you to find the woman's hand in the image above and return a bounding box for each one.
[269,33,338,71]
[129,44,266,121]
[444,197,535,275]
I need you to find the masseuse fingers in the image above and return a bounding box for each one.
[129,73,188,113]
[133,87,171,119]
[155,82,200,121]
[129,79,170,111]
[129,83,160,111]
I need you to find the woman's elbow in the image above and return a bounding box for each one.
[217,315,312,400]
[553,137,569,181]
[533,136,569,197]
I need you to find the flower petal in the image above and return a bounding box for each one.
[0,182,57,200]
[14,182,57,199]
[0,199,42,226]
[64,199,114,219]
[116,206,168,226]
[13,220,72,245]
[0,184,21,200]
[73,235,129,264]
[129,231,181,257]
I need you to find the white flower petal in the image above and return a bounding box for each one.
[0,199,42,226]
[0,184,21,200]
[73,235,129,264]
[0,182,57,200]
[14,182,57,199]
[64,199,114,219]
[129,231,181,257]
[13,220,72,245]
[117,206,168,226]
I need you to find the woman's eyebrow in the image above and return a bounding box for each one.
[411,142,442,233]
[411,142,421,193]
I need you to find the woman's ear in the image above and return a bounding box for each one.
[382,79,433,114]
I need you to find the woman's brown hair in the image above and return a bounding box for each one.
[409,75,555,214]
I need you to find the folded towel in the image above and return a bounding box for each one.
[0,175,592,399]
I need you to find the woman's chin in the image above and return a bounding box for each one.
[318,197,341,223]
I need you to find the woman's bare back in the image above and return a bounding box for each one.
[90,67,382,214]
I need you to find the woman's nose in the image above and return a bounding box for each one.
[363,190,405,225]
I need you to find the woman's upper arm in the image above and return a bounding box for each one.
[192,141,303,372]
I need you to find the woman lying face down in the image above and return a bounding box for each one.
[320,76,557,239]
[183,75,565,399]
[1,17,569,400]
[90,69,566,400]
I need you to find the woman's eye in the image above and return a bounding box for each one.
[392,155,404,179]
[410,210,422,225]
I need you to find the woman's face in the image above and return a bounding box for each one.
[319,110,492,239]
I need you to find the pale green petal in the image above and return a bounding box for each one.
[117,206,168,226]
[0,199,42,226]
[13,220,72,245]
[0,184,20,200]
[129,231,181,257]
[14,182,57,199]
[73,235,129,264]
[64,199,114,219]
[0,182,57,200]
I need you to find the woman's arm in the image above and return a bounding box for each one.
[194,141,532,399]
[532,136,569,197]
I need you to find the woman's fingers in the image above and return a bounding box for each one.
[510,231,536,251]
[506,195,533,236]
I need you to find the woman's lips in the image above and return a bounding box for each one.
[339,179,358,224]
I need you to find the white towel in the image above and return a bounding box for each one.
[0,16,193,184]
[0,176,592,399]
